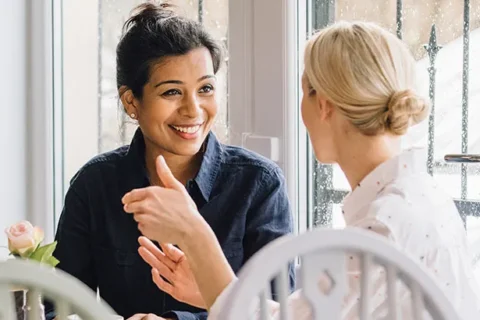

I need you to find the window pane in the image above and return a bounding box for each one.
[330,0,480,201]
[201,0,229,143]
[336,0,397,29]
[401,0,480,202]
[308,0,480,270]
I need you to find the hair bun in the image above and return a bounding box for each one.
[383,89,429,135]
[124,2,176,33]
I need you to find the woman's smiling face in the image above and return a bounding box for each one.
[124,47,218,156]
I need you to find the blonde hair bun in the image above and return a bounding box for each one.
[304,21,430,136]
[384,89,429,135]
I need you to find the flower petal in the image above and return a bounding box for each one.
[33,226,44,244]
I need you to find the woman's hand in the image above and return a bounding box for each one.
[123,155,236,310]
[122,155,203,246]
[138,236,206,309]
[127,314,170,320]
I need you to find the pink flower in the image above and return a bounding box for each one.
[5,221,44,257]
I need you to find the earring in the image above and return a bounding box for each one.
[130,113,136,119]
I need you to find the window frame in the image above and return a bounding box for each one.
[25,0,58,241]
[228,0,303,233]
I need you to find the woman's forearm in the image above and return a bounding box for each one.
[180,218,236,310]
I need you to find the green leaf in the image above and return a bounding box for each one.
[46,256,60,267]
[29,241,57,264]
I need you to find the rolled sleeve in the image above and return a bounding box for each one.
[161,311,208,320]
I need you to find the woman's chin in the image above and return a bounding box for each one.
[169,142,205,157]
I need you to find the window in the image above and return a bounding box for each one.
[55,0,229,225]
[301,0,480,273]
[51,0,480,262]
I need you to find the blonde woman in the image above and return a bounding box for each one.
[123,21,480,319]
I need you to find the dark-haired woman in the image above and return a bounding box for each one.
[45,3,294,320]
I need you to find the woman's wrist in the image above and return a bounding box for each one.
[179,214,236,309]
[178,209,210,249]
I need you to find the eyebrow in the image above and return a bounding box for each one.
[154,75,215,88]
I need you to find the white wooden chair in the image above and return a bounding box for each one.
[218,228,461,320]
[0,259,117,320]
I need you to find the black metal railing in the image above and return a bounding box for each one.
[461,0,471,200]
[311,0,479,226]
[198,0,204,23]
[424,24,441,176]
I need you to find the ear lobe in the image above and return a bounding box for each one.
[120,87,139,116]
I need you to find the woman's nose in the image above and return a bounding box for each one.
[180,96,202,118]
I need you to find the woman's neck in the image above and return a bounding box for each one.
[144,143,202,187]
[336,134,401,191]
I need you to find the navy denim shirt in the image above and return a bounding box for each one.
[45,129,294,320]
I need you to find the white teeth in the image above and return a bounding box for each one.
[172,125,201,134]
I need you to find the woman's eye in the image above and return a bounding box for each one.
[162,89,181,96]
[199,85,214,93]
[308,86,316,96]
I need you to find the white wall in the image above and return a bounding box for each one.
[0,0,28,259]
[0,0,56,258]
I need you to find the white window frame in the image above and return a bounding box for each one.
[228,0,307,234]
[25,0,100,238]
[25,0,56,242]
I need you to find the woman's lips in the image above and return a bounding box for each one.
[169,123,203,140]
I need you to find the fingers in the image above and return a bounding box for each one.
[124,201,147,214]
[138,246,175,282]
[138,237,176,270]
[127,314,146,320]
[160,243,185,263]
[152,268,175,296]
[136,314,161,320]
[138,244,176,274]
[123,194,157,215]
[122,188,151,205]
[156,156,186,193]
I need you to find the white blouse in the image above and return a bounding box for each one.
[208,148,480,320]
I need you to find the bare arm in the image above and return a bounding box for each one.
[179,218,236,310]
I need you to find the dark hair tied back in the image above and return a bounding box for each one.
[122,2,175,35]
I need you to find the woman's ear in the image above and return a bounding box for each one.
[315,95,334,121]
[119,86,139,118]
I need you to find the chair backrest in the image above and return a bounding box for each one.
[218,228,461,320]
[0,259,117,320]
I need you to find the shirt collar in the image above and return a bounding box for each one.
[342,147,428,223]
[124,128,222,201]
[193,131,223,201]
